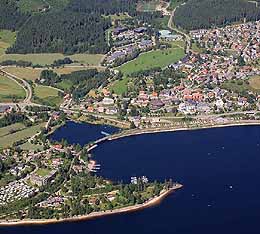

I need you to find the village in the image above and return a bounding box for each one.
[1,0,260,223]
[56,20,260,129]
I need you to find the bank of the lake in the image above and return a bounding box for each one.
[49,121,120,145]
[3,123,260,234]
[0,185,182,227]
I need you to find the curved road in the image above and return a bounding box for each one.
[168,3,191,54]
[0,68,32,104]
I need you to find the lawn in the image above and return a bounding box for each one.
[110,77,130,95]
[36,168,51,177]
[2,67,43,81]
[0,123,25,138]
[0,75,26,102]
[56,80,73,91]
[0,123,45,148]
[118,47,185,75]
[137,0,159,11]
[191,43,204,53]
[221,80,250,94]
[2,66,105,82]
[54,66,105,75]
[0,30,16,56]
[249,75,260,90]
[0,53,104,66]
[33,85,63,107]
[20,141,44,151]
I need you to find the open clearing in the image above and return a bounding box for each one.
[249,75,260,90]
[2,67,43,81]
[118,47,185,75]
[2,66,104,82]
[33,85,63,107]
[137,0,159,11]
[0,123,45,148]
[17,0,46,12]
[20,141,44,151]
[0,30,16,56]
[0,75,26,102]
[0,123,25,138]
[0,53,104,66]
[110,77,130,95]
[36,168,51,177]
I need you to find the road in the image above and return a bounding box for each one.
[0,68,32,104]
[168,3,191,54]
[160,110,260,120]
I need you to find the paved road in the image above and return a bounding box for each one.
[168,3,191,54]
[160,110,260,120]
[0,68,32,104]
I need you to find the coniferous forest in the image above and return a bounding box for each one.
[174,0,260,30]
[2,0,260,54]
[0,0,138,54]
[0,0,29,30]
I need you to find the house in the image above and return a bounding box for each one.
[87,106,94,113]
[159,30,182,41]
[105,107,118,115]
[134,27,147,33]
[102,97,114,105]
[113,26,127,35]
[0,105,12,113]
[150,99,164,111]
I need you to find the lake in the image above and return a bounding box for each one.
[3,123,260,234]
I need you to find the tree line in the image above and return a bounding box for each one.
[174,0,260,30]
[38,69,112,99]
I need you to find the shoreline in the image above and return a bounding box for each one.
[106,120,260,142]
[0,184,182,227]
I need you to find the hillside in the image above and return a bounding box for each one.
[7,11,111,54]
[0,0,138,54]
[0,0,29,30]
[173,0,260,30]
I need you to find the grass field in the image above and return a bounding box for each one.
[34,85,63,107]
[191,43,204,53]
[0,75,26,102]
[0,53,104,66]
[0,30,16,56]
[2,67,42,81]
[20,141,44,151]
[249,75,260,90]
[17,0,46,12]
[0,123,45,148]
[36,168,51,177]
[110,77,130,95]
[0,123,25,138]
[118,47,185,75]
[2,66,104,82]
[137,0,159,11]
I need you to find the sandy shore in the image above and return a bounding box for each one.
[0,184,183,226]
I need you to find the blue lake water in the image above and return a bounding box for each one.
[49,121,120,145]
[3,123,260,234]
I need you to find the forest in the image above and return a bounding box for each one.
[1,0,139,54]
[174,0,260,30]
[0,0,28,30]
[38,69,111,99]
[7,11,111,54]
[66,0,137,16]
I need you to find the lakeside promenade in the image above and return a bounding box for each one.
[88,120,260,148]
[0,184,183,226]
